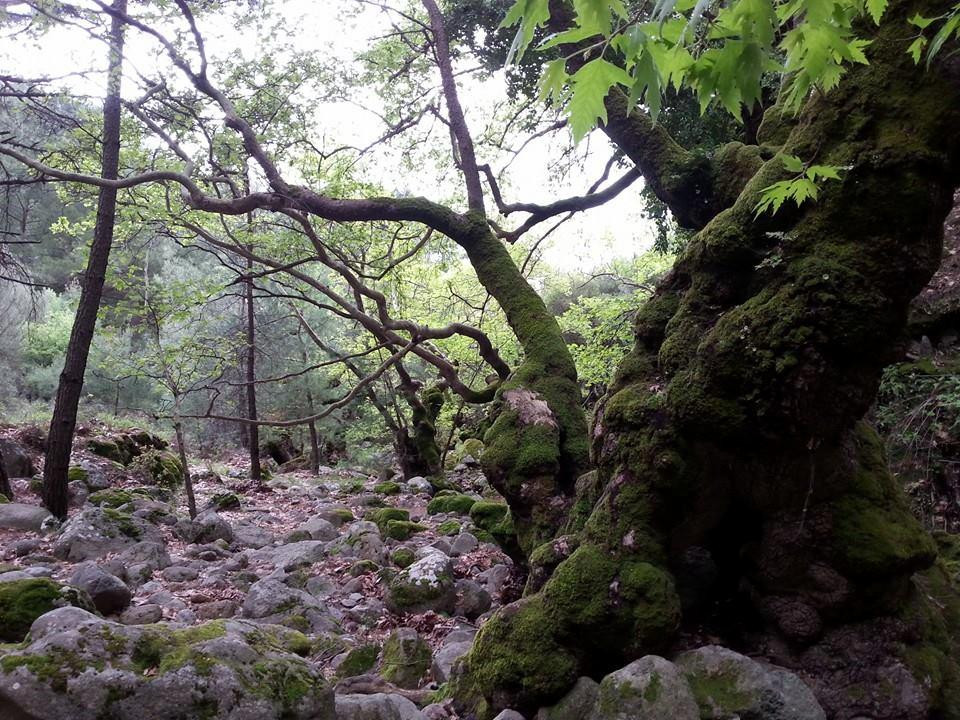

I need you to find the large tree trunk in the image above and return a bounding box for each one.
[41,0,126,520]
[455,2,960,717]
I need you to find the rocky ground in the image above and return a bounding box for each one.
[0,425,830,720]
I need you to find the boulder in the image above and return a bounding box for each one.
[0,577,96,642]
[327,521,386,564]
[405,476,433,495]
[69,563,131,615]
[589,656,699,720]
[0,503,53,532]
[0,438,35,478]
[536,677,600,720]
[454,579,491,619]
[335,693,424,720]
[431,640,473,684]
[174,510,233,544]
[675,645,826,720]
[387,552,456,614]
[379,628,431,689]
[249,540,326,570]
[296,516,338,541]
[232,521,276,548]
[0,609,335,720]
[241,578,338,633]
[53,507,164,562]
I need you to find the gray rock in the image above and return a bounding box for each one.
[297,516,338,541]
[161,565,199,582]
[0,438,35,478]
[0,503,54,532]
[232,520,276,548]
[450,532,479,557]
[431,640,473,683]
[0,570,33,582]
[454,579,491,619]
[0,608,335,720]
[175,510,233,544]
[335,693,425,720]
[406,477,433,495]
[477,564,511,599]
[536,677,600,720]
[314,505,354,527]
[327,521,386,564]
[117,541,171,586]
[241,578,338,633]
[69,563,131,615]
[13,538,41,556]
[493,711,526,720]
[675,645,826,720]
[387,552,456,614]
[589,656,699,720]
[196,599,238,620]
[53,507,163,561]
[119,604,163,625]
[250,540,327,570]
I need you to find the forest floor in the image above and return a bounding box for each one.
[0,422,519,719]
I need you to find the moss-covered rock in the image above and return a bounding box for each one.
[0,610,334,719]
[208,492,242,511]
[437,519,461,536]
[379,628,431,689]
[132,449,184,490]
[427,494,477,516]
[373,481,401,495]
[87,488,151,509]
[336,644,380,678]
[0,579,96,642]
[391,547,416,569]
[372,507,409,533]
[66,466,88,485]
[386,552,456,614]
[385,520,427,541]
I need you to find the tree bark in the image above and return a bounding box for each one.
[41,0,126,520]
[455,2,960,717]
[0,447,12,501]
[244,252,262,482]
[173,417,196,519]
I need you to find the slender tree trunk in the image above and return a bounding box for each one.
[298,336,321,475]
[0,447,12,501]
[237,298,249,449]
[456,1,960,717]
[173,415,196,519]
[41,0,126,520]
[244,252,262,482]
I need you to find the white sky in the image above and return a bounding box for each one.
[1,0,656,271]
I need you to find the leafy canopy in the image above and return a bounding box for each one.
[502,0,901,140]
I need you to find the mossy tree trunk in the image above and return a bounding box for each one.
[456,2,960,717]
[396,382,445,479]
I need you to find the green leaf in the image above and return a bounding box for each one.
[538,58,568,104]
[866,0,888,24]
[567,59,633,142]
[781,154,805,173]
[501,0,550,64]
[907,36,928,64]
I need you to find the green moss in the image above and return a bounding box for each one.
[67,466,88,484]
[452,597,579,718]
[102,507,142,539]
[437,519,461,536]
[0,579,94,642]
[131,620,228,675]
[427,494,477,516]
[385,520,427,541]
[373,507,409,533]
[88,488,151,509]
[336,644,380,678]
[132,449,184,490]
[349,560,379,576]
[88,438,127,464]
[391,548,416,568]
[209,492,241,511]
[380,630,431,688]
[373,481,401,495]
